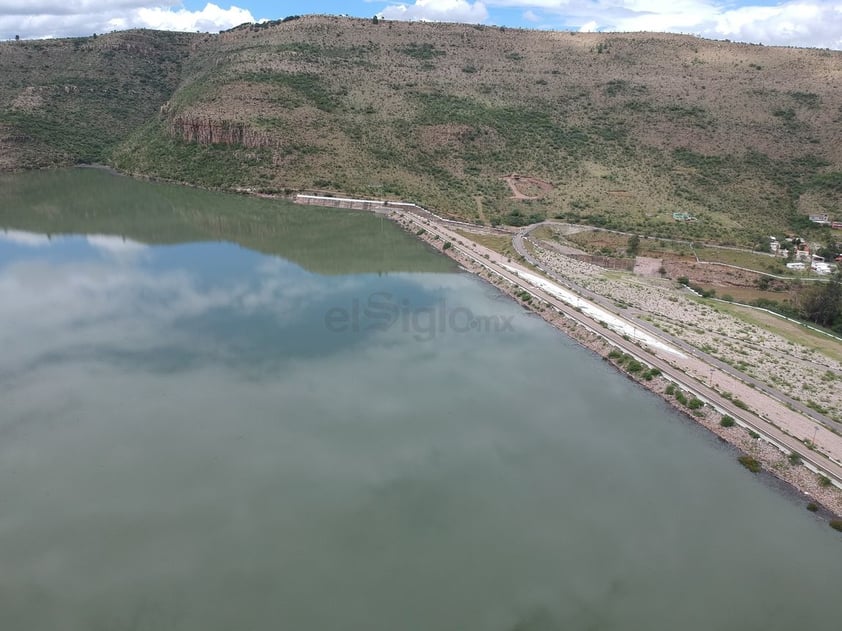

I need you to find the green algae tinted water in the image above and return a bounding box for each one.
[0,169,840,630]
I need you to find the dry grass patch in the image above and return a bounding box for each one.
[718,302,842,364]
[454,230,519,259]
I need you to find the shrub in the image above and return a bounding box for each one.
[788,452,802,465]
[720,415,735,428]
[443,241,452,250]
[806,502,819,512]
[830,520,842,532]
[738,455,762,472]
[818,475,832,488]
[807,401,829,415]
[688,398,703,410]
[400,43,444,60]
[665,383,675,395]
[747,429,760,439]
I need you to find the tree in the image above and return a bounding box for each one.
[802,273,842,327]
[15,34,20,41]
[372,15,379,24]
[626,234,640,257]
[816,239,840,262]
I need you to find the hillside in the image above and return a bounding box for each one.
[2,16,842,244]
[0,29,195,168]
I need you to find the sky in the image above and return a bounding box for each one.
[1,1,841,49]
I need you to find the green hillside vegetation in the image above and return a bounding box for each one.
[0,30,194,166]
[2,16,842,244]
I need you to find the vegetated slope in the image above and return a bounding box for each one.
[3,16,842,244]
[0,30,196,168]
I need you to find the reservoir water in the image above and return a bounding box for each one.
[1,169,841,630]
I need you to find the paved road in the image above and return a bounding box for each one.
[514,223,842,434]
[398,212,842,487]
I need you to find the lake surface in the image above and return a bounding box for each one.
[1,169,841,630]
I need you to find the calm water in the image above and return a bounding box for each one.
[1,170,840,630]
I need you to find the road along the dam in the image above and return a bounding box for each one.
[515,222,842,434]
[395,210,842,489]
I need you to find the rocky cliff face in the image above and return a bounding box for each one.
[167,115,274,148]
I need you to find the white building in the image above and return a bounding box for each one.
[812,262,834,275]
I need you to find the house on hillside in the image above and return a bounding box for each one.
[812,261,835,275]
[794,248,812,262]
[809,214,830,225]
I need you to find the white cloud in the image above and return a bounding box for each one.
[86,235,148,262]
[381,0,489,23]
[0,1,166,15]
[374,0,842,48]
[1,2,254,40]
[132,2,254,32]
[709,2,842,48]
[4,0,841,48]
[0,230,53,247]
[479,0,842,48]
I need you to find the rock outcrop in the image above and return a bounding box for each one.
[167,115,274,148]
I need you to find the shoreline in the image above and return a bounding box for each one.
[390,211,842,521]
[5,166,841,521]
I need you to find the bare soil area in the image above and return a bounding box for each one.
[633,256,663,277]
[502,174,554,200]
